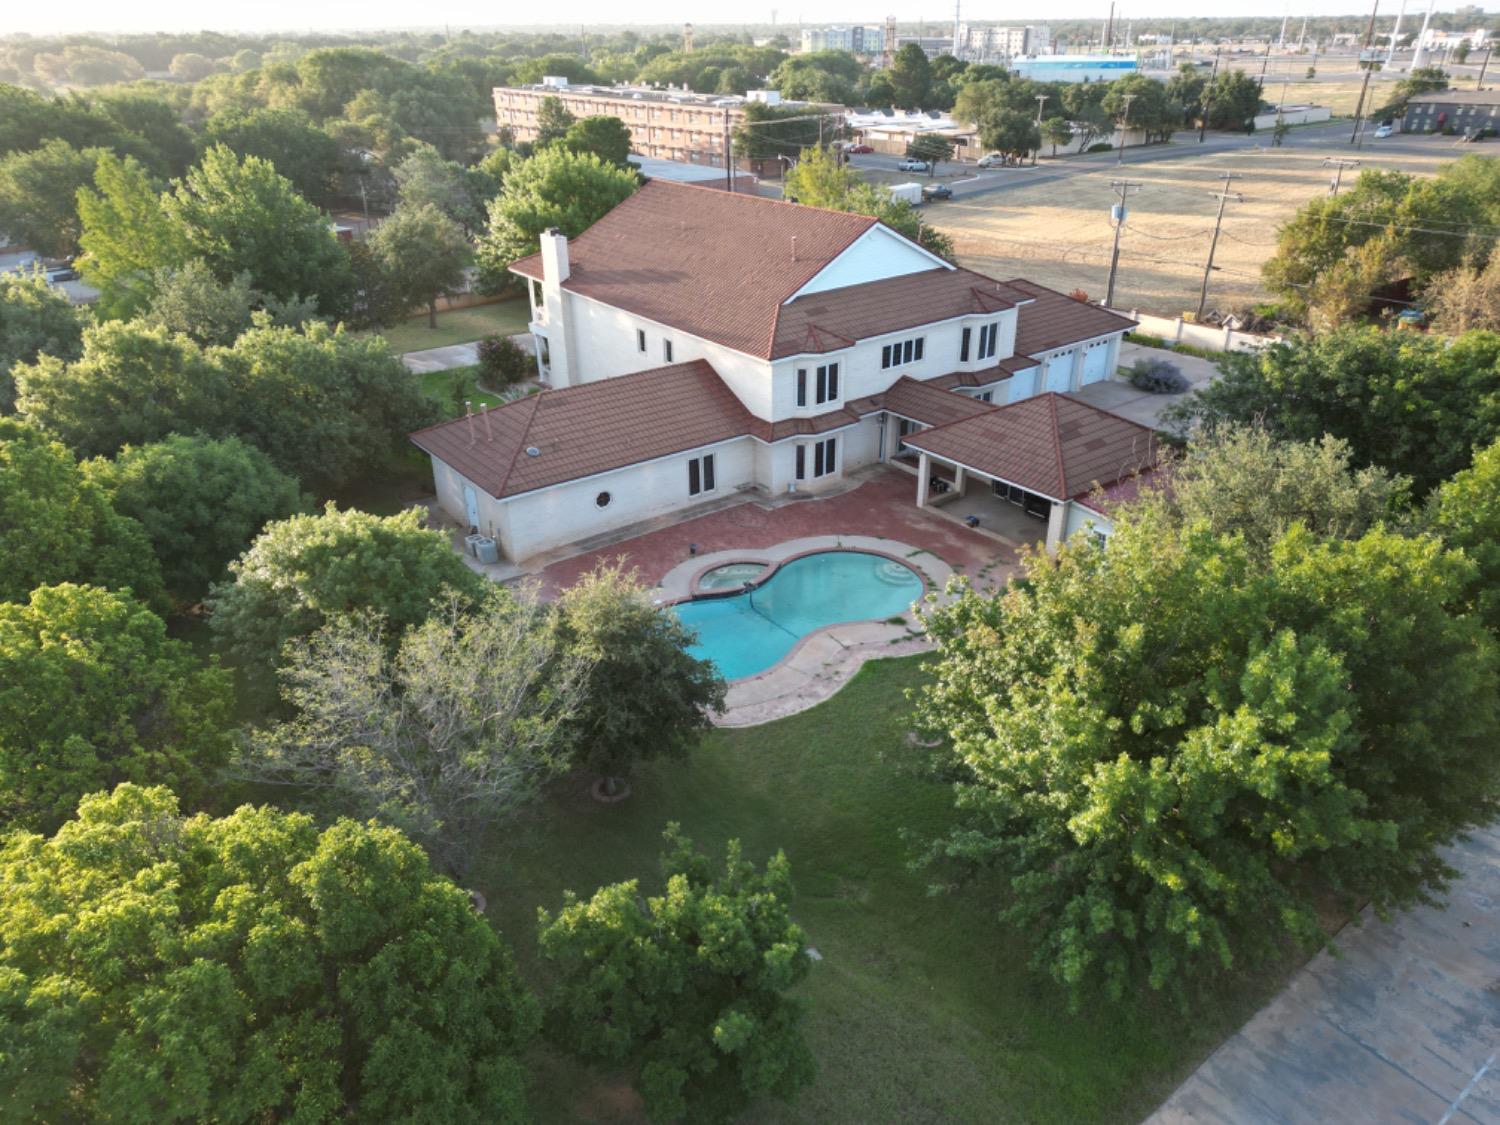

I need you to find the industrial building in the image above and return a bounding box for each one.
[1010,55,1138,83]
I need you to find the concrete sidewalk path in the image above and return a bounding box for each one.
[1148,824,1500,1125]
[400,342,479,373]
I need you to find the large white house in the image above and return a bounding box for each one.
[412,180,1155,562]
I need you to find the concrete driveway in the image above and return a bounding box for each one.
[1067,343,1221,431]
[1148,823,1500,1125]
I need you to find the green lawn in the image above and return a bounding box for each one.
[417,364,509,419]
[364,299,531,354]
[480,657,1295,1125]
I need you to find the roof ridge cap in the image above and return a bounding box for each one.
[495,391,544,497]
[1048,393,1068,498]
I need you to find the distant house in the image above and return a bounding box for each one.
[1400,89,1500,134]
[411,181,1151,563]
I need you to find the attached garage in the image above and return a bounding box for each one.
[1081,339,1112,384]
[1043,350,1074,393]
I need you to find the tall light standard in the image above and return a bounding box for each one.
[1116,92,1137,164]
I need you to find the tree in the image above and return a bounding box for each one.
[142,260,320,346]
[536,95,577,146]
[169,51,221,81]
[13,319,228,461]
[164,145,356,316]
[0,138,106,257]
[394,143,492,235]
[0,267,84,413]
[1129,425,1410,559]
[201,106,343,203]
[367,202,470,328]
[0,419,163,607]
[1164,327,1500,495]
[245,590,585,880]
[0,784,539,1121]
[914,515,1499,1005]
[1102,75,1182,144]
[1373,67,1448,120]
[1455,41,1472,65]
[768,51,863,104]
[889,43,934,110]
[1425,253,1500,334]
[1427,437,1500,635]
[554,563,725,795]
[978,109,1041,159]
[1167,63,1208,125]
[732,100,820,161]
[781,146,955,262]
[0,586,231,831]
[474,148,638,291]
[75,152,188,318]
[1203,70,1263,131]
[86,434,306,602]
[208,504,486,688]
[562,115,633,168]
[906,133,954,172]
[1042,115,1073,156]
[538,824,815,1123]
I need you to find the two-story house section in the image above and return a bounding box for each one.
[411,180,1143,564]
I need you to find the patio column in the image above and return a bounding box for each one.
[1045,501,1068,555]
[952,465,967,495]
[916,453,931,508]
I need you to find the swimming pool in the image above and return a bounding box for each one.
[672,551,925,681]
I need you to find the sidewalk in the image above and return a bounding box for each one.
[400,331,534,374]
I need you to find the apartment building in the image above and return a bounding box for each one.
[799,25,886,56]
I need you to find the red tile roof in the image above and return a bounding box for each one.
[902,393,1158,501]
[847,376,995,428]
[1006,279,1137,353]
[510,180,879,359]
[409,361,761,499]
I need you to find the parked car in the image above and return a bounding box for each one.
[898,158,929,172]
[921,184,953,201]
[846,143,874,154]
[45,265,79,283]
[977,153,1008,168]
[1373,123,1394,139]
[1460,127,1485,143]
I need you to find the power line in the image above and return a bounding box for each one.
[1198,173,1243,320]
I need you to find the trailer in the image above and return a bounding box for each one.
[888,182,924,205]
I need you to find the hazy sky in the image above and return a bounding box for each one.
[11,1,1496,37]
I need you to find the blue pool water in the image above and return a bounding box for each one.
[672,551,924,681]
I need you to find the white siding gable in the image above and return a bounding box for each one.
[788,225,950,300]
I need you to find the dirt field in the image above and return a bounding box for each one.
[936,137,1457,318]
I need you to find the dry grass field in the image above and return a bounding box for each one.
[936,137,1456,317]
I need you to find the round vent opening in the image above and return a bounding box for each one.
[525,446,541,457]
[595,491,612,508]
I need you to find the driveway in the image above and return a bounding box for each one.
[1148,823,1500,1124]
[1067,343,1221,431]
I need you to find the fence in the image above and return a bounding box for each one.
[1124,310,1283,354]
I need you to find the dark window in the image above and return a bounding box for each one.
[914,337,924,360]
[703,453,715,491]
[815,362,839,404]
[884,336,925,370]
[797,368,807,407]
[532,280,543,305]
[881,343,893,368]
[811,436,837,477]
[636,329,646,352]
[688,458,700,495]
[978,323,998,360]
[960,327,971,362]
[795,444,806,479]
[663,339,673,362]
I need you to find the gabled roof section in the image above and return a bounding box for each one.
[510,180,878,359]
[902,393,1158,501]
[847,376,995,428]
[1006,279,1138,354]
[409,361,760,499]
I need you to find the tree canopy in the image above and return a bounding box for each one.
[0,268,85,413]
[0,585,231,831]
[0,138,107,257]
[781,146,954,262]
[1427,437,1500,636]
[0,783,539,1121]
[75,152,189,318]
[366,202,470,328]
[539,824,816,1122]
[561,115,633,168]
[200,106,343,204]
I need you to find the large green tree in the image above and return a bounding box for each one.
[535,95,577,146]
[561,115,633,168]
[1164,326,1500,494]
[555,562,724,795]
[1202,70,1263,131]
[474,148,638,291]
[74,152,188,318]
[201,106,343,204]
[1427,437,1500,636]
[85,434,306,602]
[393,143,495,235]
[916,515,1499,1004]
[246,590,585,880]
[0,419,162,607]
[538,825,816,1123]
[164,145,355,316]
[366,202,470,329]
[0,268,85,413]
[889,43,934,110]
[0,138,107,257]
[978,109,1041,159]
[781,145,954,261]
[208,504,486,689]
[141,260,321,347]
[0,784,539,1121]
[1102,74,1183,144]
[0,585,230,830]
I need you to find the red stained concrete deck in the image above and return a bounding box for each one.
[534,466,1024,597]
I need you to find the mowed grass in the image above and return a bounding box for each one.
[477,656,1297,1125]
[362,299,531,354]
[416,363,508,418]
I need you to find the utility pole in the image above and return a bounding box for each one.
[1105,0,1114,52]
[1385,0,1407,67]
[1104,179,1141,307]
[1258,39,1274,92]
[1324,157,1360,195]
[1117,92,1136,164]
[1349,0,1382,145]
[1410,0,1436,70]
[1279,12,1289,46]
[1033,94,1048,165]
[1197,173,1242,321]
[1199,48,1221,142]
[1478,48,1492,89]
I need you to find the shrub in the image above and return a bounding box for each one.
[1127,356,1190,394]
[477,333,536,386]
[1125,330,1168,348]
[1087,142,1113,153]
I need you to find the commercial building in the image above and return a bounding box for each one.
[1010,55,1138,83]
[799,25,886,56]
[956,24,1053,62]
[493,80,828,173]
[1400,88,1500,134]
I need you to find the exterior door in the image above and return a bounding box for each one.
[1082,341,1111,384]
[1044,351,1073,393]
[462,484,480,529]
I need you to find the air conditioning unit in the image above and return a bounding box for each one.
[472,537,500,565]
[464,533,486,558]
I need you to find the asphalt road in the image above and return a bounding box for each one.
[844,125,1480,205]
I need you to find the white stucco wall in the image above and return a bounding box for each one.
[789,226,949,298]
[1064,501,1113,543]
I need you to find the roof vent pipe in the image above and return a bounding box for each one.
[480,402,493,441]
[465,401,475,445]
[791,235,798,262]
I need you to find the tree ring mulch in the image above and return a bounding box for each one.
[591,778,633,804]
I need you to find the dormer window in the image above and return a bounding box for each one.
[796,362,840,406]
[881,336,925,370]
[978,323,999,361]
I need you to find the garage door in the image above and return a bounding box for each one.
[1044,351,1073,393]
[1081,341,1111,384]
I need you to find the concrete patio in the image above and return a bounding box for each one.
[1067,342,1222,430]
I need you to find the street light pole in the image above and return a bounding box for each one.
[1034,94,1048,165]
[1199,48,1221,143]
